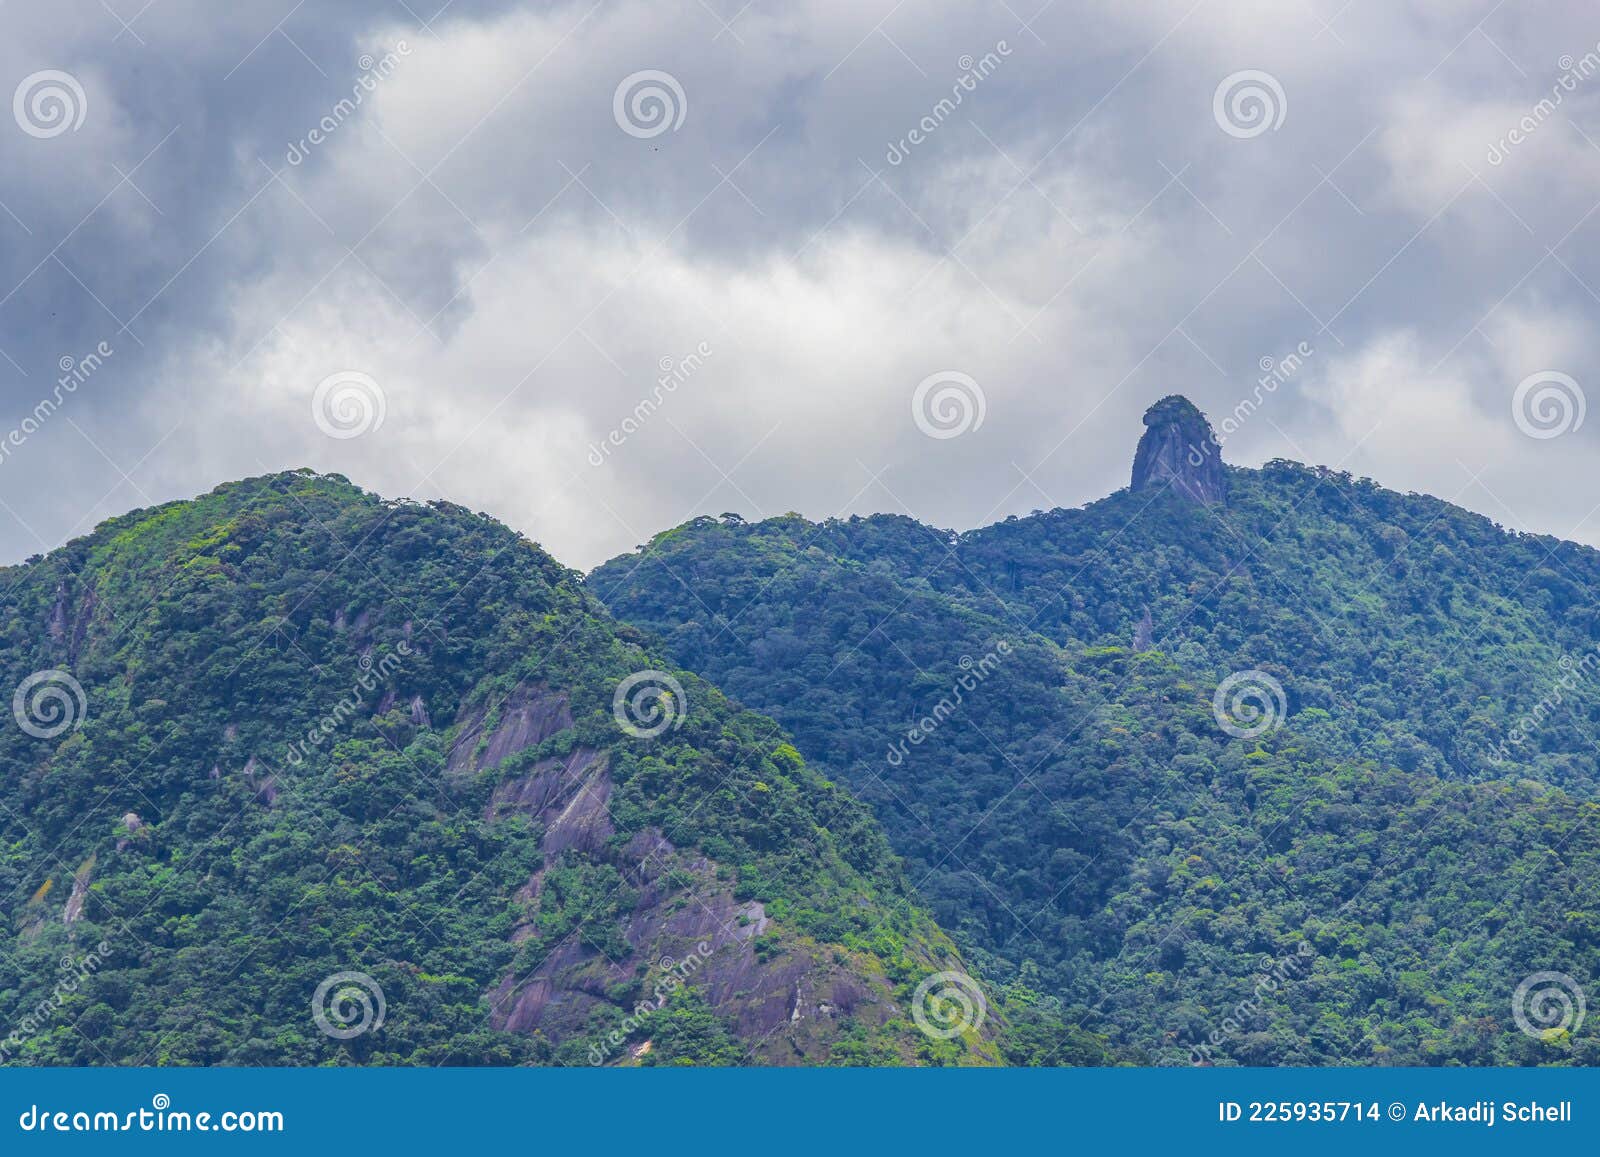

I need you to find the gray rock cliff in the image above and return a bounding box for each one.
[1130,395,1226,504]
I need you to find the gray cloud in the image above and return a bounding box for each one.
[1,0,1598,569]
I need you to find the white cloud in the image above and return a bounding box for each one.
[3,0,1600,569]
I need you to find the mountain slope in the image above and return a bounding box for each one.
[0,470,1004,1067]
[589,398,1600,1066]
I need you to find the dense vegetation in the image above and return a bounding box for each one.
[590,460,1600,1065]
[0,470,1020,1066]
[8,446,1597,1068]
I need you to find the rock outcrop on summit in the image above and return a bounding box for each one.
[1129,395,1226,504]
[591,410,1600,1065]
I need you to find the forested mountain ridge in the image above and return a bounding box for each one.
[0,470,1026,1067]
[589,396,1600,1065]
[5,392,1596,1069]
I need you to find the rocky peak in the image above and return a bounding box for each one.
[1130,395,1226,504]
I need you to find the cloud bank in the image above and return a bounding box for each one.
[1,0,1598,569]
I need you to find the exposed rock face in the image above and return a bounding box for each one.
[1132,605,1155,652]
[1130,395,1227,504]
[117,811,144,851]
[47,579,99,661]
[446,685,574,777]
[242,755,277,806]
[465,694,941,1064]
[49,581,69,640]
[63,855,95,924]
[484,824,905,1064]
[485,746,612,860]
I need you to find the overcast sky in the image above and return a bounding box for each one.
[1,0,1597,571]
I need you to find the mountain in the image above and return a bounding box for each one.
[9,399,1597,1070]
[0,470,1017,1067]
[1131,394,1227,504]
[590,397,1600,1066]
